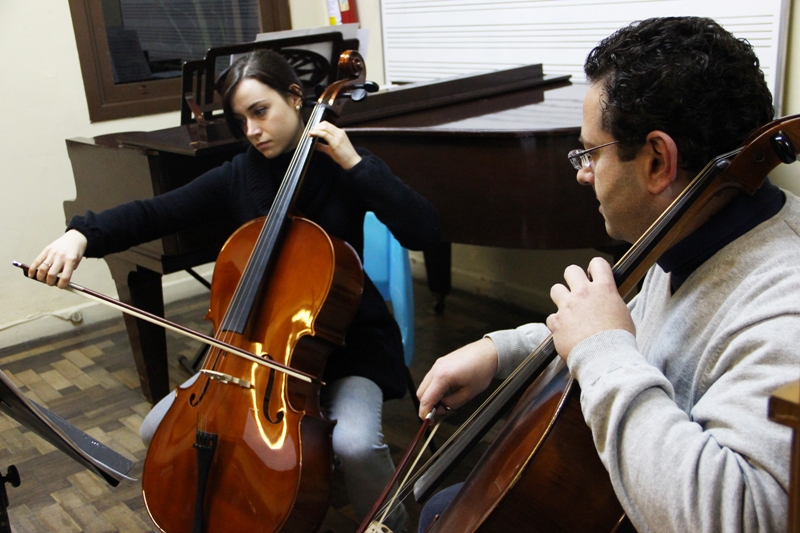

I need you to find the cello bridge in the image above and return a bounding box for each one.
[365,522,393,533]
[200,369,252,389]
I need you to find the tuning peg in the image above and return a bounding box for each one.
[349,81,380,103]
[770,130,797,164]
[362,81,380,93]
[350,88,367,102]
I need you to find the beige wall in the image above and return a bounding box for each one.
[0,2,182,347]
[288,0,385,84]
[0,1,798,348]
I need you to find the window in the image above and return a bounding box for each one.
[69,0,290,122]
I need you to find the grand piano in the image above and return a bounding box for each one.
[63,36,615,404]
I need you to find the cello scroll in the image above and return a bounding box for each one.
[317,50,378,115]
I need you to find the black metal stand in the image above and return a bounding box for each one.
[0,367,134,488]
[0,465,20,533]
[423,243,451,315]
[178,268,213,376]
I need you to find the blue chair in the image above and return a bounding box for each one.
[363,212,426,416]
[363,212,415,368]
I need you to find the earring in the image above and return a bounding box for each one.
[295,104,302,110]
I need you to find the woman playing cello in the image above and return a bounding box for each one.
[30,49,440,532]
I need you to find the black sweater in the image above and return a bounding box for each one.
[69,144,441,399]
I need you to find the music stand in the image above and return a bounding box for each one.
[0,368,135,532]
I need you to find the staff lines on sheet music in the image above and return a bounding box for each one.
[384,0,679,15]
[382,20,772,33]
[382,0,787,110]
[383,25,775,50]
[384,21,775,34]
[383,21,775,39]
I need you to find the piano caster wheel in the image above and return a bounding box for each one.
[179,345,209,376]
[178,356,196,376]
[2,466,19,489]
[432,294,446,315]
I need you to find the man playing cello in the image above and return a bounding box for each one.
[417,16,800,532]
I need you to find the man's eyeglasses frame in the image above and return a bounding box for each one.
[567,140,620,170]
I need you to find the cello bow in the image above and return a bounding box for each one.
[12,261,317,384]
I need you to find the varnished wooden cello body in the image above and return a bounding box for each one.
[355,115,800,533]
[141,51,370,533]
[424,363,630,532]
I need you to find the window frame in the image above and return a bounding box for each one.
[68,0,291,122]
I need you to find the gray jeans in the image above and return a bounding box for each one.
[140,374,407,532]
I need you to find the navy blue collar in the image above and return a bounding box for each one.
[656,179,785,293]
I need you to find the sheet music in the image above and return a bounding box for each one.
[256,23,369,64]
[381,0,789,112]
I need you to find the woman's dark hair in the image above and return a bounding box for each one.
[584,17,774,174]
[220,49,304,139]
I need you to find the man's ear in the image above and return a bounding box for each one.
[643,130,680,195]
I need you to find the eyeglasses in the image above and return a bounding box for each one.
[567,140,619,170]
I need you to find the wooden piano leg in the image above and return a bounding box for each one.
[104,256,171,404]
[424,242,452,315]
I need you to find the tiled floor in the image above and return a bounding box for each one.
[0,281,542,532]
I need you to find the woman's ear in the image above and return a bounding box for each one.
[288,84,304,105]
[643,130,680,195]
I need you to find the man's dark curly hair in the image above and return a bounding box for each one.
[584,17,774,174]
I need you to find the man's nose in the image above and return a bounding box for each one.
[576,166,593,186]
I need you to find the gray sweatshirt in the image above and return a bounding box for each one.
[489,191,800,532]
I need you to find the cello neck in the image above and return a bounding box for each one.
[219,103,329,335]
[218,50,369,336]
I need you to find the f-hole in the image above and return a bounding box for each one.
[189,375,212,407]
[262,363,285,425]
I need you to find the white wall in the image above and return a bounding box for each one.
[772,0,800,193]
[1,1,798,349]
[0,2,185,347]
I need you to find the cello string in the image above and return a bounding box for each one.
[172,97,347,391]
[191,104,332,409]
[224,105,321,328]
[194,80,362,370]
[219,105,326,334]
[370,346,557,511]
[375,415,443,526]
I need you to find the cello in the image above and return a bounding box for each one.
[140,51,371,533]
[357,114,800,533]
